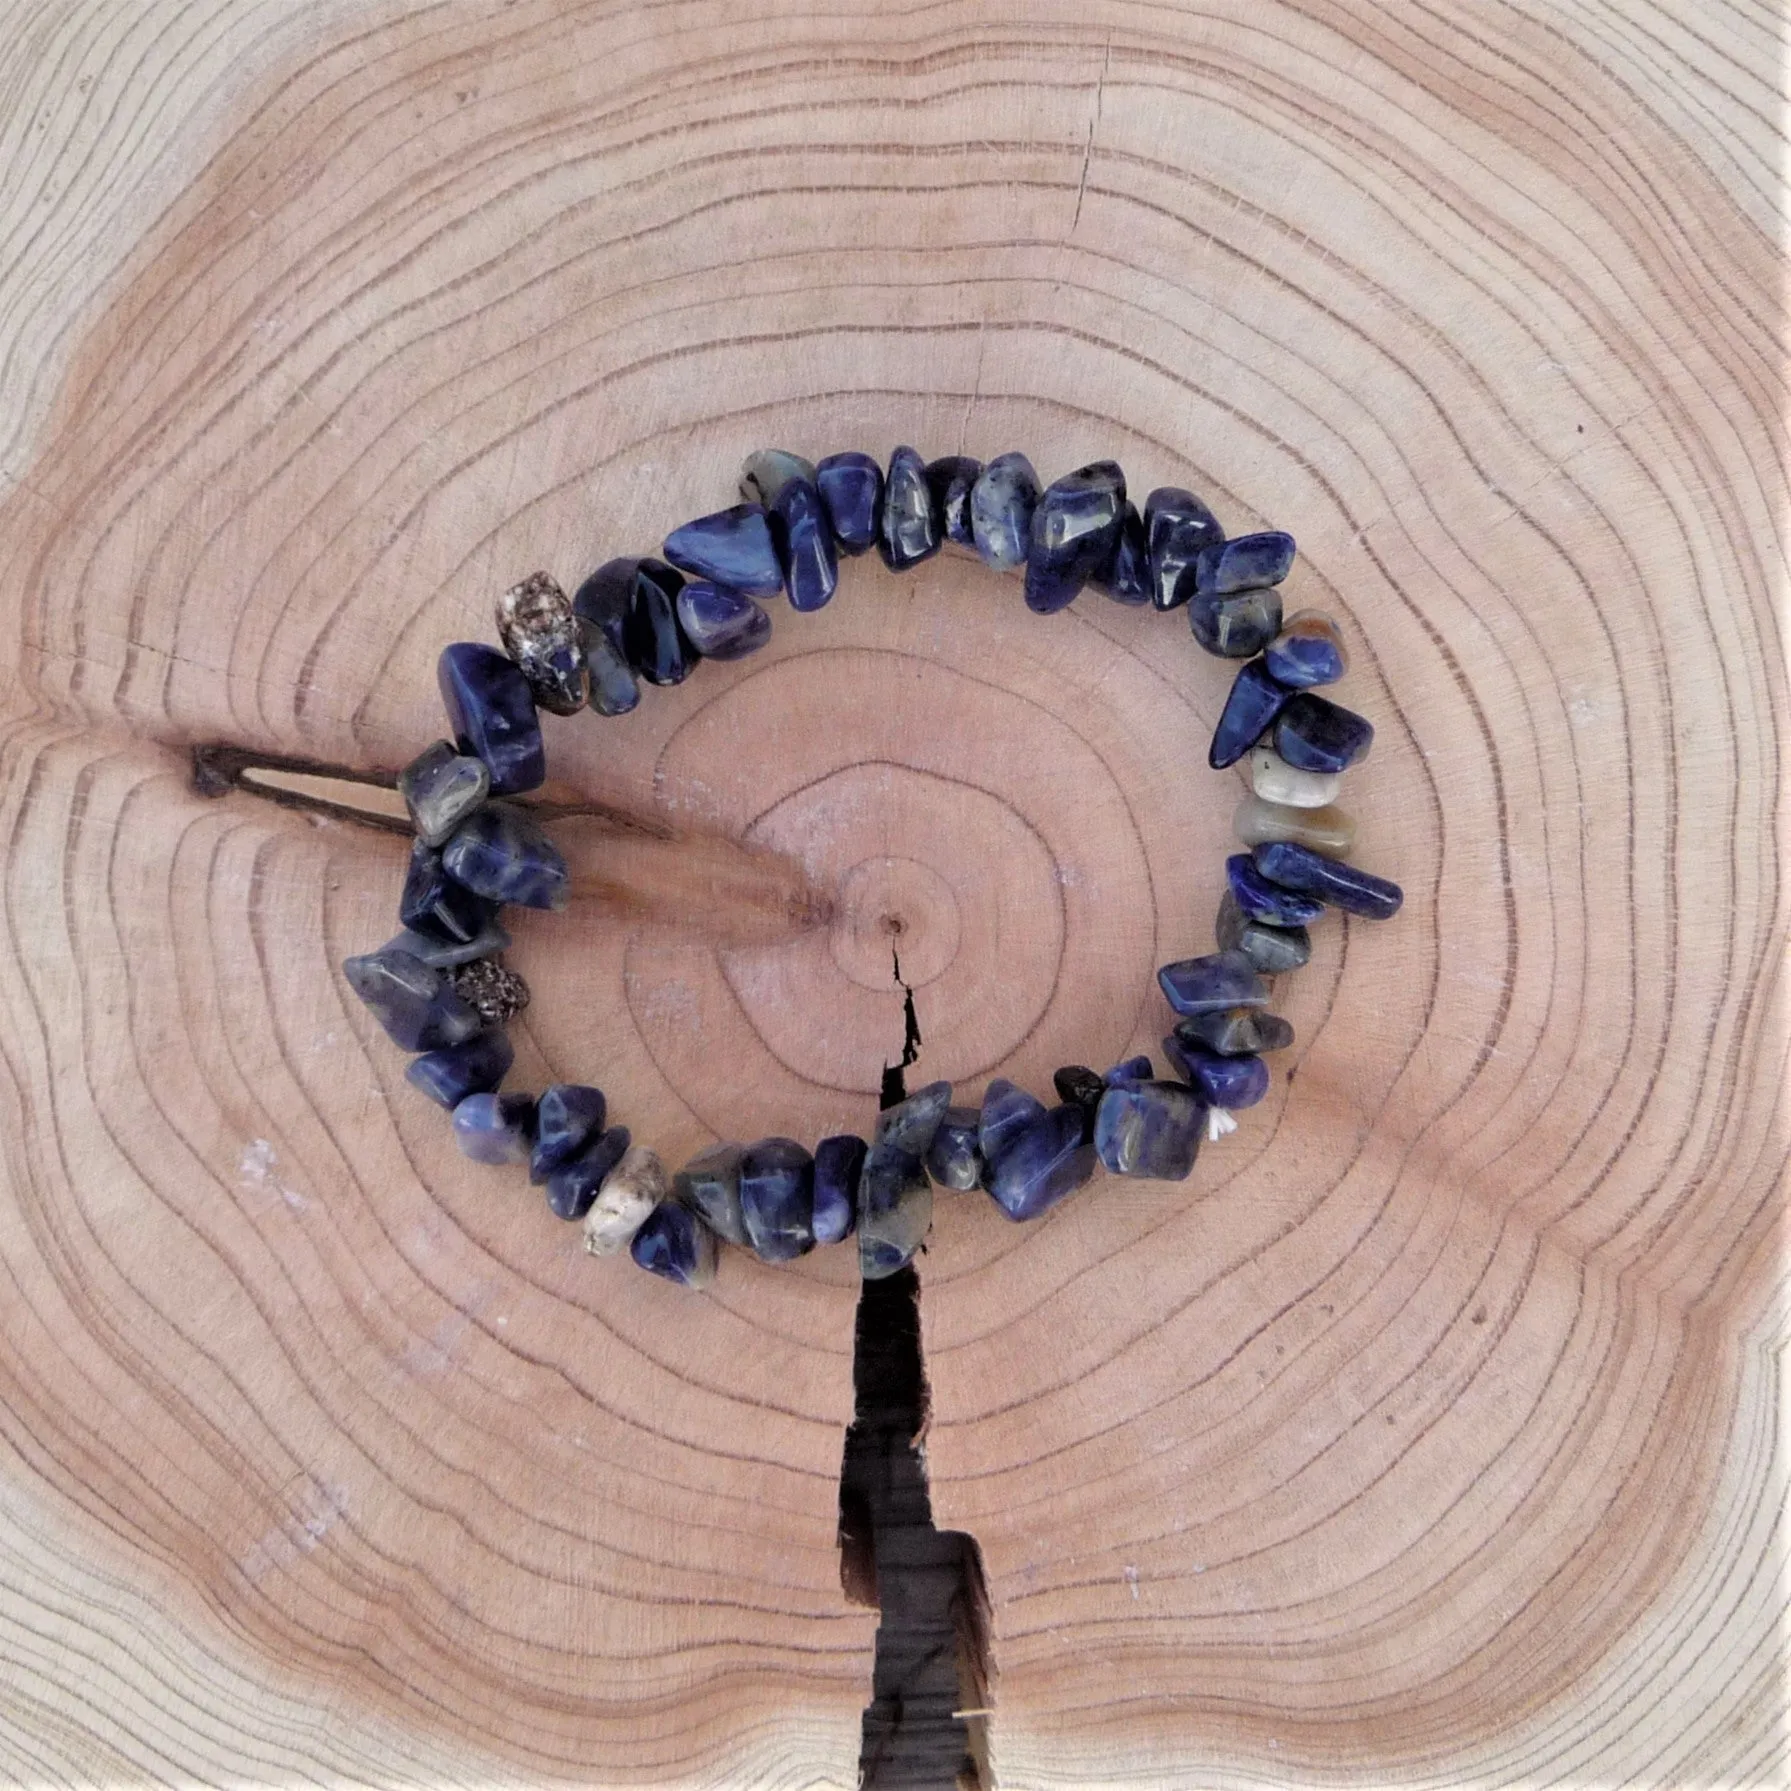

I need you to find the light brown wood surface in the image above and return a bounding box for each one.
[0,0,1784,1784]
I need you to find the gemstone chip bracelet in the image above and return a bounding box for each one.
[342,447,1403,1289]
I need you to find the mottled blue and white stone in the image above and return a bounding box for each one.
[1156,949,1269,1016]
[662,503,784,597]
[969,453,1039,570]
[437,642,545,795]
[739,449,816,509]
[399,741,489,847]
[1142,487,1224,612]
[441,803,569,910]
[1273,693,1375,774]
[546,1126,631,1220]
[1105,1055,1154,1087]
[1163,1037,1270,1109]
[740,1137,817,1261]
[857,1144,933,1279]
[631,1199,718,1288]
[1226,852,1326,928]
[1254,840,1403,919]
[923,1107,983,1191]
[343,946,484,1051]
[581,1144,667,1256]
[1214,889,1311,975]
[1025,461,1126,614]
[406,1030,514,1109]
[1092,503,1151,605]
[674,580,771,660]
[874,1080,954,1156]
[925,456,981,547]
[1209,659,1292,770]
[380,920,511,971]
[812,1134,867,1244]
[530,1083,608,1183]
[1263,609,1348,688]
[1195,531,1297,596]
[878,446,942,572]
[1094,1079,1204,1179]
[984,1104,1098,1221]
[815,452,883,555]
[978,1079,1047,1170]
[399,840,495,945]
[673,1142,751,1247]
[1188,585,1283,660]
[452,1090,537,1166]
[1172,1008,1294,1057]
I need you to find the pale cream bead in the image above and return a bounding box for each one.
[1245,743,1341,808]
[582,1144,667,1256]
[1233,794,1355,859]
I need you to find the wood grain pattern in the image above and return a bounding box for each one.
[0,0,1784,1783]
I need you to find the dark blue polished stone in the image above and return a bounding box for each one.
[812,1134,866,1245]
[1209,658,1292,770]
[343,946,483,1051]
[770,476,840,611]
[406,1030,514,1109]
[1094,1079,1204,1179]
[441,803,569,910]
[546,1125,631,1219]
[1163,1037,1270,1109]
[1274,692,1375,773]
[1092,503,1151,604]
[1156,949,1269,1016]
[1196,531,1297,597]
[1172,1008,1294,1057]
[1052,1067,1104,1141]
[925,456,981,547]
[1143,487,1224,612]
[815,451,884,555]
[437,642,545,796]
[978,1079,1047,1169]
[858,1142,932,1279]
[452,1090,537,1165]
[399,840,496,946]
[984,1104,1098,1221]
[382,919,512,971]
[583,627,641,717]
[673,580,771,659]
[873,1079,954,1156]
[575,558,689,691]
[1025,461,1126,614]
[878,445,942,572]
[1254,840,1403,919]
[530,1083,608,1183]
[662,503,783,597]
[400,741,489,847]
[969,453,1039,570]
[1214,888,1311,975]
[622,564,698,686]
[631,1198,717,1287]
[740,1137,816,1261]
[1263,611,1347,687]
[1105,1055,1154,1087]
[924,1107,982,1191]
[672,1142,750,1246]
[1188,585,1283,659]
[1227,852,1326,927]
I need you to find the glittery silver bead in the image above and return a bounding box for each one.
[496,571,588,716]
[445,958,531,1026]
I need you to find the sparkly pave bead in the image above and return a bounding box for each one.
[1215,888,1312,974]
[343,947,483,1051]
[1233,794,1355,859]
[531,1084,607,1183]
[1156,949,1269,1016]
[1263,608,1348,688]
[985,1104,1098,1221]
[1024,460,1126,614]
[1226,852,1327,927]
[1092,503,1151,604]
[1209,659,1292,770]
[812,1135,867,1244]
[1163,1037,1270,1109]
[815,452,883,555]
[1254,840,1404,919]
[1274,692,1375,773]
[1188,585,1282,659]
[631,1199,718,1288]
[858,1144,933,1280]
[673,580,772,659]
[739,449,816,508]
[769,476,840,612]
[1195,531,1297,596]
[1246,743,1341,808]
[878,445,942,572]
[740,1137,817,1261]
[399,841,496,946]
[924,1108,983,1191]
[1172,1008,1294,1056]
[441,803,569,910]
[497,572,587,716]
[1094,1079,1204,1180]
[437,642,545,795]
[452,1090,537,1166]
[673,1142,750,1247]
[925,456,981,547]
[582,1145,667,1256]
[1143,487,1223,612]
[400,741,489,847]
[978,1079,1048,1169]
[444,958,529,1027]
[662,503,784,597]
[969,452,1039,570]
[406,1030,514,1109]
[546,1126,631,1220]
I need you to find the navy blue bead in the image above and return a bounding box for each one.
[453,1090,537,1165]
[1274,692,1375,773]
[1188,585,1283,659]
[674,580,771,659]
[1214,888,1311,975]
[1105,1055,1154,1086]
[740,1137,816,1261]
[812,1134,866,1244]
[1163,1037,1270,1109]
[441,803,569,910]
[382,919,512,970]
[978,1079,1047,1169]
[1025,461,1126,614]
[1052,1065,1105,1118]
[1156,949,1269,1016]
[619,561,698,686]
[406,1030,514,1109]
[1227,852,1326,926]
[1262,613,1347,688]
[571,558,648,659]
[437,642,545,796]
[923,1107,982,1191]
[1208,658,1292,770]
[530,1083,608,1183]
[343,947,483,1051]
[1172,1008,1294,1056]
[984,1104,1098,1221]
[1094,1079,1204,1179]
[769,477,840,612]
[1143,487,1224,612]
[969,453,1039,570]
[1092,503,1151,604]
[925,456,981,547]
[662,503,783,597]
[546,1125,631,1220]
[1195,531,1297,596]
[878,445,942,572]
[815,452,883,555]
[1254,840,1403,919]
[672,1143,750,1246]
[398,840,496,946]
[630,1197,716,1286]
[583,627,641,717]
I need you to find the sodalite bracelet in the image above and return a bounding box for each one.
[343,447,1404,1291]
